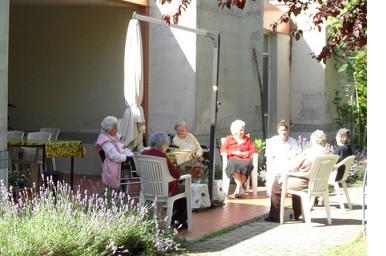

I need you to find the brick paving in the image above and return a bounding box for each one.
[185,186,365,256]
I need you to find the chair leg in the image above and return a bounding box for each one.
[280,179,287,224]
[301,194,311,224]
[323,192,332,225]
[333,182,345,209]
[341,181,353,210]
[280,189,286,224]
[252,153,258,196]
[186,196,192,231]
[222,172,231,196]
[251,167,258,196]
[52,158,56,171]
[166,200,174,227]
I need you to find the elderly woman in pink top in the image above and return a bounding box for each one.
[95,116,133,189]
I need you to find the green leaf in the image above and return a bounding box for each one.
[338,63,348,72]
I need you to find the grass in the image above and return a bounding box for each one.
[324,234,367,256]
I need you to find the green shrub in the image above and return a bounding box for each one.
[0,179,184,255]
[254,138,267,186]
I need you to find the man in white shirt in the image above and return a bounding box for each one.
[265,120,299,197]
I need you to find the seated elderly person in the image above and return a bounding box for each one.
[172,120,204,161]
[264,129,333,222]
[142,131,188,229]
[220,119,256,198]
[172,121,208,181]
[95,116,133,190]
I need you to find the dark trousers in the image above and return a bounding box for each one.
[268,178,302,220]
[171,198,187,226]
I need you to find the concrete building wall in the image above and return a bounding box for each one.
[290,12,330,127]
[146,0,264,144]
[9,5,135,133]
[196,0,264,142]
[274,33,291,131]
[0,0,9,183]
[148,0,197,135]
[8,4,141,176]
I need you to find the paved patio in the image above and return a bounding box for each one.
[184,185,365,256]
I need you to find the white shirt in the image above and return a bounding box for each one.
[172,132,203,157]
[266,135,300,175]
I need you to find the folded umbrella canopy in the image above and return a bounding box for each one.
[121,19,145,150]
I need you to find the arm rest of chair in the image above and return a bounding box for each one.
[287,171,309,179]
[179,174,192,194]
[252,153,258,164]
[179,174,192,182]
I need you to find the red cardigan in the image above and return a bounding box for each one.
[220,135,256,160]
[141,148,181,195]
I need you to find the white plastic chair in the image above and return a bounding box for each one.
[7,131,25,170]
[14,132,52,182]
[280,155,339,225]
[220,137,258,197]
[328,155,356,210]
[133,154,192,231]
[7,130,24,141]
[40,128,60,170]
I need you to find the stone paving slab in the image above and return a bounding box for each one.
[185,186,365,256]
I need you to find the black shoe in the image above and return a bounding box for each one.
[289,213,300,221]
[264,216,279,223]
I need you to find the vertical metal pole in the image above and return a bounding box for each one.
[207,33,220,204]
[132,13,221,205]
[70,156,74,190]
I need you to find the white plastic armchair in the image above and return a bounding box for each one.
[328,155,356,210]
[7,130,24,141]
[14,132,52,182]
[280,155,339,225]
[220,137,258,197]
[7,131,25,169]
[133,154,192,231]
[40,127,60,170]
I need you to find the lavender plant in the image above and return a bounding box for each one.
[0,178,184,255]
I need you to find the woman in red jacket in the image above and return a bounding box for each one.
[220,120,256,198]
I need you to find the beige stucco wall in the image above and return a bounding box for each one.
[196,0,264,141]
[147,0,264,143]
[290,13,330,126]
[0,0,9,182]
[148,0,197,135]
[275,33,291,127]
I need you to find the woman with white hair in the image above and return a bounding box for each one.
[220,120,256,198]
[141,131,188,229]
[95,115,133,189]
[265,129,333,223]
[172,120,204,161]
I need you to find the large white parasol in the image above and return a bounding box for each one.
[121,19,145,150]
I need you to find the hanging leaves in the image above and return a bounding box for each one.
[270,0,367,63]
[158,0,192,25]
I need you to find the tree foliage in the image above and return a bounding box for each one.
[333,47,367,150]
[270,0,367,63]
